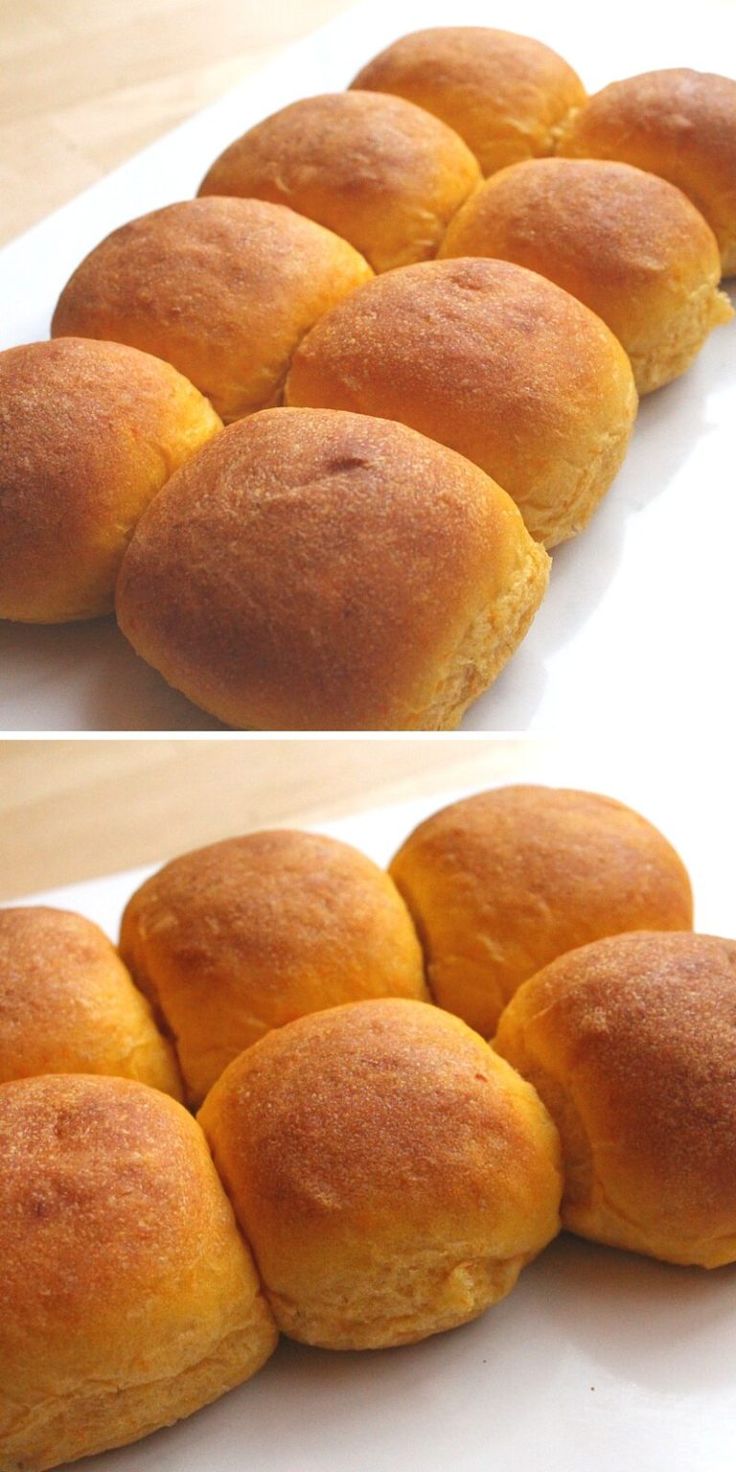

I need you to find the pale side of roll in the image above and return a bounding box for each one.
[494,931,736,1268]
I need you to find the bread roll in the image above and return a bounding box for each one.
[557,69,736,276]
[120,828,428,1106]
[494,932,736,1268]
[0,1074,277,1471]
[199,91,481,273]
[51,197,372,422]
[389,785,694,1039]
[440,158,733,394]
[0,906,182,1096]
[0,337,221,623]
[115,407,550,730]
[285,258,638,546]
[351,27,585,176]
[199,998,562,1349]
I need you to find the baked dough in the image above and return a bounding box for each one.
[440,158,733,394]
[389,785,694,1038]
[0,337,221,622]
[494,931,736,1268]
[285,257,638,546]
[351,27,585,176]
[199,998,562,1349]
[51,197,372,421]
[0,1074,277,1471]
[557,68,736,276]
[115,407,550,730]
[0,906,182,1096]
[199,90,481,273]
[120,828,428,1106]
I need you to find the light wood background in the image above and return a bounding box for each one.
[1,0,353,246]
[0,739,545,899]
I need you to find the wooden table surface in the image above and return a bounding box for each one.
[0,739,549,899]
[1,0,354,246]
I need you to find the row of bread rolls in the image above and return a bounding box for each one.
[351,31,736,276]
[2,29,735,728]
[0,1021,560,1471]
[199,59,734,397]
[48,35,734,414]
[0,343,550,727]
[0,789,691,1100]
[36,193,641,540]
[2,785,735,1469]
[0,249,658,724]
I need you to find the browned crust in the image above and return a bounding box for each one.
[51,198,373,422]
[0,1074,277,1470]
[285,258,638,546]
[199,90,481,273]
[115,406,549,730]
[0,337,221,623]
[199,998,562,1348]
[440,158,732,393]
[389,784,694,1039]
[0,905,182,1096]
[494,932,736,1267]
[119,828,428,1106]
[351,27,586,176]
[557,69,736,275]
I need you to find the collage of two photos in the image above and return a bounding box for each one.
[1,2,735,1471]
[1,0,735,732]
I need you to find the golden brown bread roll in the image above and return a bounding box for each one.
[199,998,562,1349]
[199,90,481,273]
[494,931,736,1268]
[351,27,586,176]
[0,337,221,623]
[0,906,182,1096]
[439,158,733,395]
[115,407,550,730]
[119,828,428,1106]
[285,257,638,547]
[0,1074,277,1471]
[557,69,736,276]
[389,785,694,1039]
[51,197,372,422]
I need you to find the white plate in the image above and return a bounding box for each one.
[1,0,735,731]
[11,762,736,1472]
